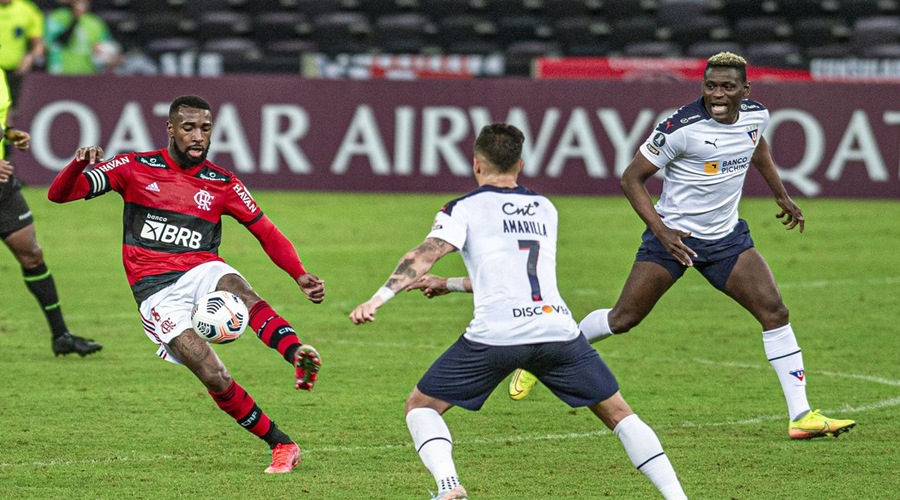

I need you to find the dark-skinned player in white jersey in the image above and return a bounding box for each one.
[506,52,856,441]
[48,95,323,474]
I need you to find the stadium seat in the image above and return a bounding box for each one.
[259,40,318,73]
[485,0,537,16]
[609,17,661,50]
[313,11,374,55]
[622,40,681,57]
[495,14,554,47]
[686,40,743,58]
[664,15,731,49]
[446,39,502,54]
[851,16,900,52]
[805,43,853,59]
[863,42,900,58]
[792,17,851,48]
[602,0,659,21]
[374,13,438,54]
[824,0,897,20]
[137,12,196,44]
[437,14,498,49]
[253,12,313,44]
[541,0,604,19]
[775,0,827,20]
[732,16,792,46]
[202,37,263,72]
[744,41,805,68]
[360,0,423,17]
[196,11,253,41]
[655,0,710,23]
[719,0,779,21]
[145,37,201,58]
[420,0,487,19]
[504,39,562,75]
[554,16,611,55]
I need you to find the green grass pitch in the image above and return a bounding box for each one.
[1,188,898,499]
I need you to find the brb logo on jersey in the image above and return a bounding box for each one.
[512,304,570,318]
[140,214,203,249]
[194,190,214,211]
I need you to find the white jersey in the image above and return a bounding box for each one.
[426,185,580,346]
[638,97,769,240]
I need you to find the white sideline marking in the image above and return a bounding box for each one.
[694,358,900,387]
[2,392,896,468]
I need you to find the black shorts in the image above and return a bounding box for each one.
[0,176,33,239]
[635,219,755,291]
[416,335,619,411]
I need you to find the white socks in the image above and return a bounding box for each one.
[763,323,811,421]
[406,407,460,493]
[579,308,614,343]
[614,414,687,500]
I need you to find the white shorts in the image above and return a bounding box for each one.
[137,261,244,364]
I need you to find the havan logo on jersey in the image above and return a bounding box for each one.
[512,304,571,318]
[97,157,128,172]
[140,213,203,249]
[704,157,749,175]
[232,184,258,213]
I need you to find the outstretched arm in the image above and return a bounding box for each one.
[48,146,105,202]
[406,274,471,298]
[349,237,457,324]
[751,136,804,232]
[245,216,325,303]
[621,152,697,266]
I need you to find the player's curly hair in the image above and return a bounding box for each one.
[706,52,748,82]
[474,123,524,173]
[169,95,211,119]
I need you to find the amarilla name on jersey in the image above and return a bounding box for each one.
[427,185,580,347]
[639,97,768,240]
[60,149,267,302]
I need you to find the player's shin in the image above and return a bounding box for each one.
[209,380,290,447]
[763,324,810,421]
[248,300,302,362]
[407,408,462,494]
[614,414,687,500]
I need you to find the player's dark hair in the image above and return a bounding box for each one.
[705,52,748,82]
[474,123,524,173]
[169,95,211,119]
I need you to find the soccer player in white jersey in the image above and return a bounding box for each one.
[349,124,687,500]
[508,52,856,440]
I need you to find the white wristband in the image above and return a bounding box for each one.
[447,277,466,292]
[374,286,395,303]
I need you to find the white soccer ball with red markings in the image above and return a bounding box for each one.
[191,291,248,344]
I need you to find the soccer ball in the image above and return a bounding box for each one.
[191,291,248,344]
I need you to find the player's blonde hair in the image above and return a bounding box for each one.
[706,52,748,82]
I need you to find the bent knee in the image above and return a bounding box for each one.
[760,303,790,330]
[608,311,641,334]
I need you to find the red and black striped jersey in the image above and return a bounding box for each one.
[52,148,304,302]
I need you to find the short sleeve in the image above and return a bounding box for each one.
[425,204,467,250]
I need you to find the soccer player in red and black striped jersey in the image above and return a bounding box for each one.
[48,95,323,474]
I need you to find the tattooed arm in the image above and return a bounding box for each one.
[349,237,457,324]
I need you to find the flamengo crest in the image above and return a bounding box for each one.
[194,190,214,211]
